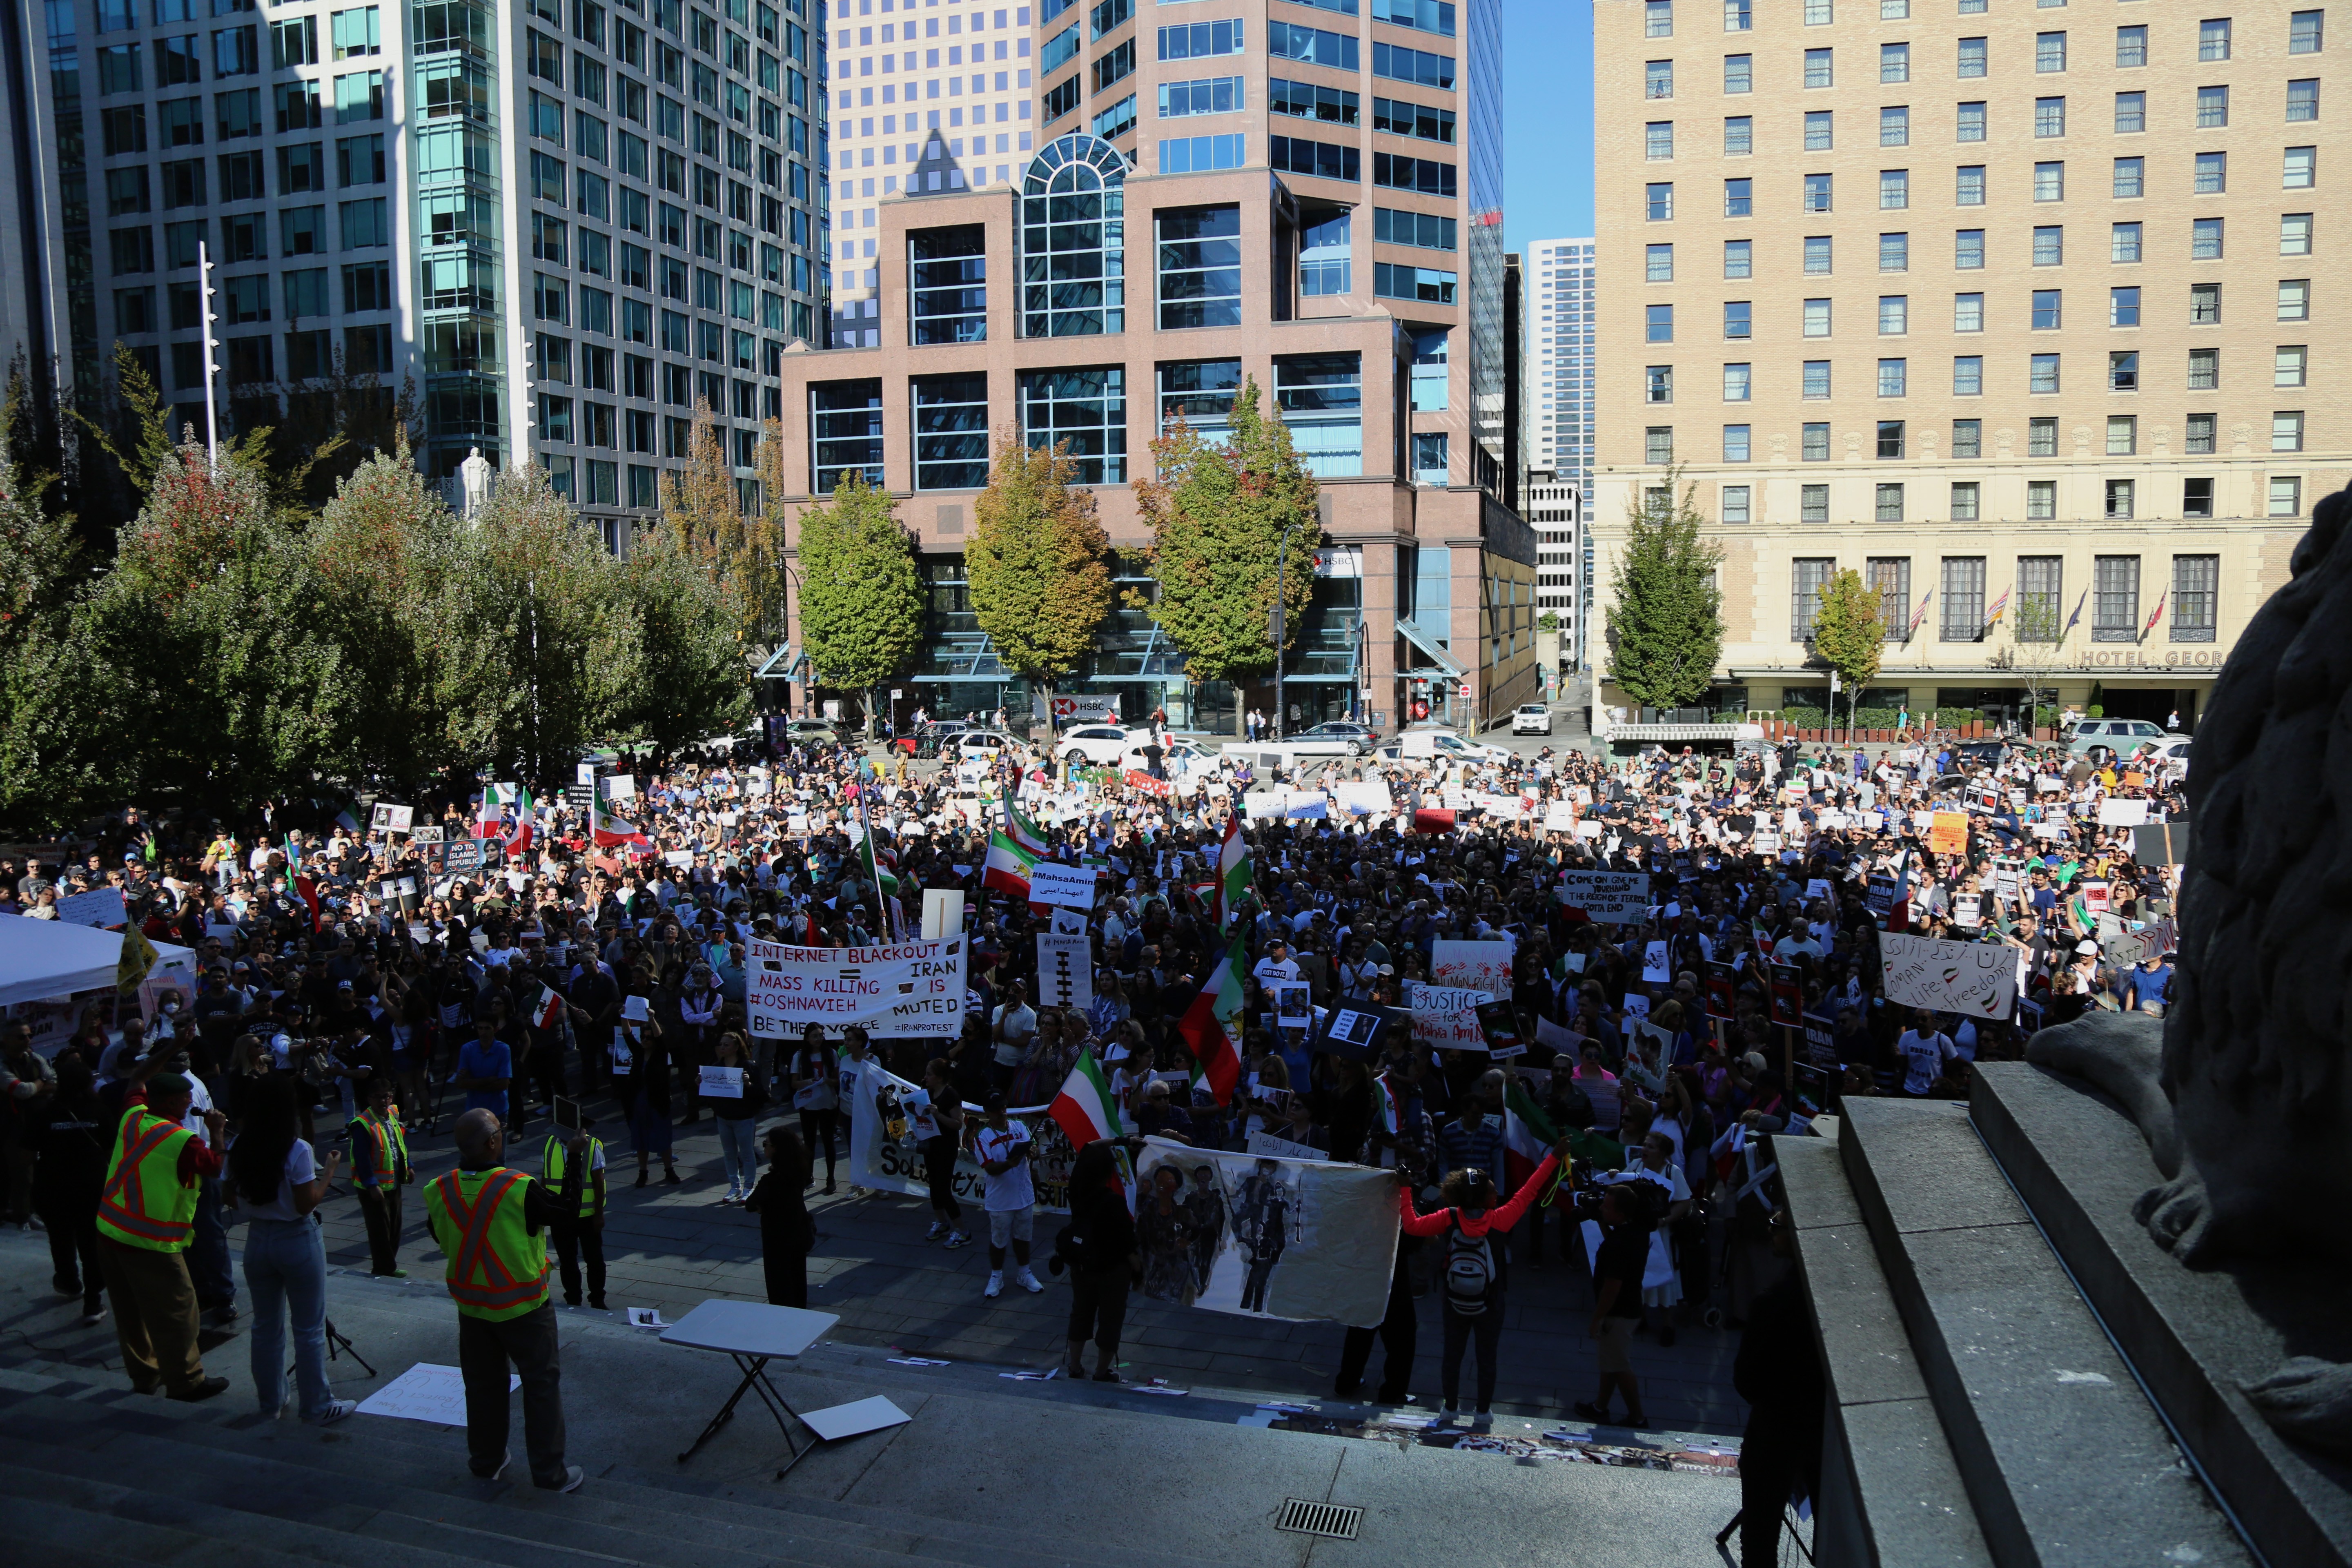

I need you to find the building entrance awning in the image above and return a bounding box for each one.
[1396,618,1466,677]
[755,645,813,681]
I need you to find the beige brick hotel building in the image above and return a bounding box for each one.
[1587,0,2344,726]
[769,0,1539,735]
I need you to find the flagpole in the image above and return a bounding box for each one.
[851,775,900,942]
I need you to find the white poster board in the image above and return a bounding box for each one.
[746,937,966,1039]
[1034,931,1094,1013]
[1878,931,2019,1019]
[1026,861,1097,911]
[1404,982,1490,1051]
[697,1065,744,1098]
[1556,870,1649,923]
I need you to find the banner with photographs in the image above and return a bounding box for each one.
[839,1055,1083,1213]
[1131,1136,1400,1329]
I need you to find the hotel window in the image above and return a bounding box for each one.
[2186,412,2217,454]
[2018,557,2063,639]
[2111,222,2141,263]
[1804,48,1833,89]
[1648,182,1675,220]
[1804,174,1833,212]
[2033,162,2063,200]
[1879,169,1908,208]
[1721,484,1751,525]
[2035,96,2065,137]
[2277,346,2307,388]
[1804,235,1833,274]
[1958,36,1986,78]
[2172,556,2218,642]
[2194,151,2227,194]
[1805,111,1833,151]
[1939,482,1978,526]
[1877,417,1905,455]
[1724,239,1752,277]
[2114,156,2144,198]
[2197,85,2229,128]
[1646,426,1675,463]
[1954,229,1983,269]
[2114,91,2144,134]
[1953,355,1982,395]
[1724,178,1751,217]
[2189,350,2220,391]
[1877,483,1905,521]
[1881,42,1908,82]
[1792,558,1835,639]
[2183,477,2215,518]
[1802,299,1831,337]
[2271,477,2303,516]
[2280,279,2310,320]
[1722,424,1751,462]
[2116,25,2147,67]
[1881,232,1909,272]
[911,372,990,490]
[2274,411,2305,452]
[2033,226,2063,266]
[1725,53,1752,92]
[1647,0,1674,37]
[1802,422,1829,459]
[1952,418,1982,457]
[2036,31,2066,73]
[1724,299,1752,337]
[1646,59,1675,98]
[2111,286,2140,327]
[2291,9,2325,52]
[1019,365,1129,483]
[2107,414,2137,454]
[2192,218,2224,260]
[1723,362,1751,400]
[1879,359,1907,396]
[1724,116,1752,155]
[2105,480,2135,520]
[2032,290,2062,330]
[1940,557,1985,640]
[2029,416,2059,457]
[2093,555,2141,641]
[1646,303,1675,342]
[1646,243,1675,282]
[2031,352,2061,393]
[2281,214,2313,255]
[1957,101,1985,141]
[1882,106,1908,145]
[1956,165,1985,205]
[1879,295,1908,334]
[2027,479,2057,519]
[1646,365,1674,403]
[1801,485,1829,522]
[2200,17,2232,60]
[2287,78,2319,121]
[2191,283,2222,325]
[2285,146,2316,189]
[1803,361,1831,397]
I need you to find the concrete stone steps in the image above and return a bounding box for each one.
[0,1358,1238,1568]
[1830,1097,2251,1568]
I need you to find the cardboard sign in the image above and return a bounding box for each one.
[1556,870,1649,923]
[1543,801,1580,832]
[1878,931,2018,1018]
[1026,861,1097,911]
[53,887,128,929]
[1404,982,1491,1051]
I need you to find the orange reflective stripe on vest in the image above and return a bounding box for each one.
[96,1111,196,1247]
[432,1170,546,1311]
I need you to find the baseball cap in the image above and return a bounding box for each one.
[2075,940,2099,956]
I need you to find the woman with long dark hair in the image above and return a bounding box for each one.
[742,1123,815,1307]
[26,1055,109,1323]
[224,1072,352,1424]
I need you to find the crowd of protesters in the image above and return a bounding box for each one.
[0,710,2186,1458]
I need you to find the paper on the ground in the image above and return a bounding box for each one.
[798,1395,911,1442]
[627,1307,669,1328]
[886,1356,949,1367]
[357,1362,519,1425]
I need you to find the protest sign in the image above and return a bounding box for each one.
[1534,1015,1585,1057]
[1804,878,1832,905]
[602,774,637,801]
[1313,1003,1390,1062]
[1575,820,1605,840]
[1928,812,1969,855]
[1801,1011,1838,1065]
[746,936,966,1039]
[2098,797,2152,826]
[1404,982,1490,1051]
[697,1065,744,1098]
[1954,893,1981,928]
[1704,961,1737,1021]
[1134,1137,1400,1328]
[1430,940,1514,997]
[2133,820,2190,866]
[53,887,127,930]
[1753,831,1783,854]
[1245,794,1290,822]
[1769,964,1804,1027]
[1034,931,1093,1013]
[1475,1000,1528,1059]
[1026,861,1097,911]
[369,802,415,835]
[1557,870,1649,923]
[1878,931,2018,1018]
[1641,942,1671,982]
[1332,781,1393,817]
[1246,1131,1327,1162]
[1269,980,1314,1039]
[1543,800,1580,832]
[410,824,444,844]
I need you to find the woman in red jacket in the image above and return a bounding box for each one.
[1399,1135,1573,1427]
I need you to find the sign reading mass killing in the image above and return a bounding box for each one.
[745,937,966,1039]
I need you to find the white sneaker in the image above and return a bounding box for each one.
[925,1221,948,1241]
[308,1399,359,1427]
[943,1231,971,1249]
[984,1271,1004,1298]
[1016,1269,1044,1294]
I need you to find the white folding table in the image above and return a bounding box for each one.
[660,1300,840,1476]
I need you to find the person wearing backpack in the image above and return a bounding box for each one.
[1397,1134,1572,1427]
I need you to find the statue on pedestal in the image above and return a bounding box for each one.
[2030,487,2352,1457]
[459,446,492,521]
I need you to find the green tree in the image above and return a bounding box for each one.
[1603,471,1724,712]
[1132,379,1320,724]
[428,461,636,784]
[1993,589,2067,733]
[795,473,923,737]
[968,429,1113,728]
[612,525,753,759]
[306,434,462,792]
[1811,568,1884,737]
[664,403,785,657]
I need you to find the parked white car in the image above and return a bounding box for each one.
[1056,724,1138,765]
[1510,703,1554,736]
[947,728,1020,761]
[2067,717,2166,755]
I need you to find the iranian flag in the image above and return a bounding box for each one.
[1049,1049,1123,1150]
[503,786,536,855]
[1214,813,1251,928]
[981,830,1036,900]
[1503,1080,1563,1205]
[1175,936,1247,1105]
[1003,798,1054,857]
[479,782,523,840]
[592,811,651,851]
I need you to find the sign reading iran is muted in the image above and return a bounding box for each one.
[746,937,966,1039]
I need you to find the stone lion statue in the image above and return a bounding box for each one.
[2029,485,2352,1457]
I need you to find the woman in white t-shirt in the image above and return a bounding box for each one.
[224,1073,353,1425]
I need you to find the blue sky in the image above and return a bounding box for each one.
[1501,0,1595,250]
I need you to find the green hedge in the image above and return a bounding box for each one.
[1933,706,1984,727]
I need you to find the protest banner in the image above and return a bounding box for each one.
[1026,861,1097,910]
[1134,1137,1401,1328]
[1430,939,1514,997]
[1557,870,1648,923]
[1245,794,1290,822]
[1928,812,1969,855]
[1245,1131,1326,1162]
[53,887,128,930]
[1878,931,2018,1018]
[1801,1011,1839,1065]
[1284,791,1329,820]
[1404,982,1490,1051]
[842,1059,1081,1212]
[746,936,965,1039]
[1034,931,1093,1012]
[1122,769,1173,799]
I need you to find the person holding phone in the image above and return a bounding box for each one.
[225,1073,355,1425]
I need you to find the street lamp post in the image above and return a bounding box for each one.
[1270,517,1301,740]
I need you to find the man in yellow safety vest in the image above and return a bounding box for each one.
[541,1118,609,1310]
[94,1070,230,1401]
[424,1107,587,1491]
[349,1077,414,1276]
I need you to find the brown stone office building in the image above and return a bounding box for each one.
[771,0,1537,734]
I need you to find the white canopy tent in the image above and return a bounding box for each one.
[0,915,196,1010]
